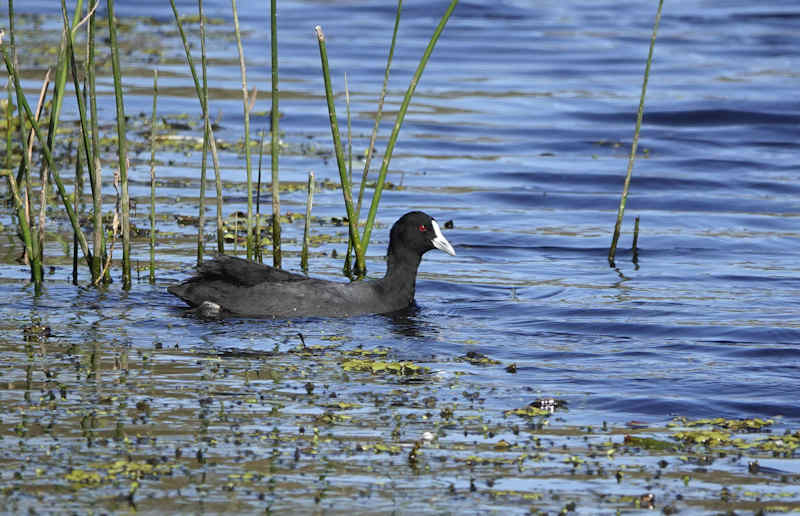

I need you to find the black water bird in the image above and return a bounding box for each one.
[168,211,456,318]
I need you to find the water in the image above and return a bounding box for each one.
[1,0,799,513]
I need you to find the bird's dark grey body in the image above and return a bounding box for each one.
[168,211,455,318]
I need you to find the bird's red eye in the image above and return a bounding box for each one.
[419,225,427,232]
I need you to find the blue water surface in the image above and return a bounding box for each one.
[2,0,799,429]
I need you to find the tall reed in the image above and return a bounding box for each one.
[197,0,209,265]
[2,50,93,270]
[269,0,281,268]
[4,78,11,172]
[63,0,101,284]
[315,0,456,274]
[315,26,362,266]
[87,0,105,282]
[25,72,52,288]
[170,0,225,254]
[301,171,314,272]
[106,0,131,288]
[357,0,458,272]
[2,121,37,285]
[149,70,158,284]
[231,0,254,260]
[355,0,402,243]
[7,0,42,287]
[344,72,354,273]
[53,1,93,285]
[608,0,664,267]
[73,136,81,284]
[255,130,265,263]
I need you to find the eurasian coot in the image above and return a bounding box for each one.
[168,211,456,318]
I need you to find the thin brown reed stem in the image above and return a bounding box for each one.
[106,0,131,288]
[301,171,314,273]
[149,69,158,284]
[231,0,254,260]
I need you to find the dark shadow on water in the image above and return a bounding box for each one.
[380,303,441,339]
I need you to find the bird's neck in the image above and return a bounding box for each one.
[378,245,421,302]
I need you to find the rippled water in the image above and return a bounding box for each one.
[2,0,800,512]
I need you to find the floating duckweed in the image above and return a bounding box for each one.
[672,429,731,447]
[675,417,774,431]
[504,406,552,418]
[749,433,800,454]
[623,435,676,451]
[356,443,402,455]
[65,469,103,485]
[489,490,542,501]
[314,412,352,425]
[324,402,361,410]
[64,460,175,487]
[345,347,391,357]
[341,359,428,376]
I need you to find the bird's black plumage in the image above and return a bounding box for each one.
[168,211,455,318]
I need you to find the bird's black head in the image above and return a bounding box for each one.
[389,211,456,258]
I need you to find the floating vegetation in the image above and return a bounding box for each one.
[673,416,774,432]
[340,358,428,376]
[459,351,501,366]
[1,326,799,513]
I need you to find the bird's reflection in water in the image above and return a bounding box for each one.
[381,303,440,339]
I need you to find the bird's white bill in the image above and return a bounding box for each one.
[431,219,456,256]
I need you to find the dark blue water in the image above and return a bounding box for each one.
[2,0,799,432]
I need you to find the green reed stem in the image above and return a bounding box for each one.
[1,49,36,284]
[107,0,131,288]
[255,130,265,263]
[315,25,362,262]
[355,0,401,238]
[50,0,84,158]
[149,69,158,284]
[42,0,85,285]
[25,70,52,290]
[344,72,353,274]
[345,73,352,188]
[632,215,640,265]
[231,0,254,260]
[358,0,457,272]
[62,0,100,283]
[301,171,314,273]
[4,0,15,177]
[2,47,93,270]
[7,0,25,196]
[170,0,224,254]
[73,136,81,284]
[87,2,105,282]
[197,0,208,264]
[270,0,281,268]
[608,0,663,267]
[15,62,51,287]
[4,78,11,172]
[2,169,34,273]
